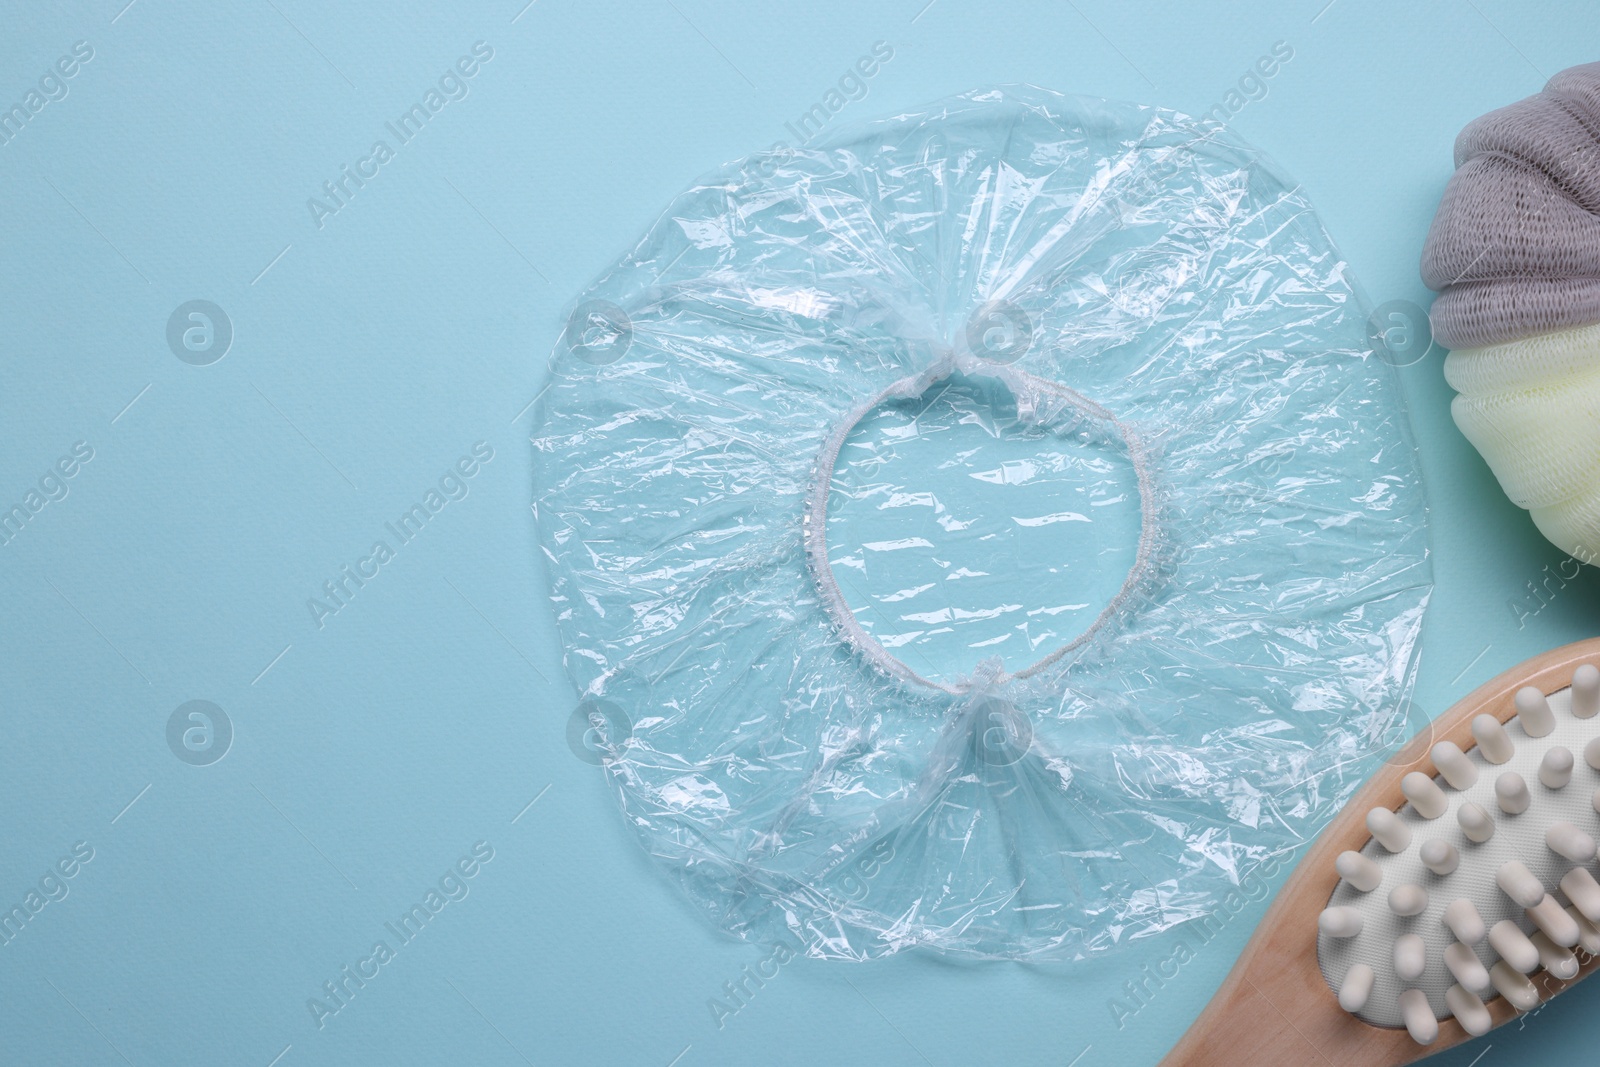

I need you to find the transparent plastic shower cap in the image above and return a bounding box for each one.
[533,86,1431,960]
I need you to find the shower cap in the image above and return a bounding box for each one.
[1423,62,1600,563]
[533,86,1431,959]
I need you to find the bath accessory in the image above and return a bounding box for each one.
[1423,61,1600,563]
[533,86,1431,961]
[1163,638,1600,1065]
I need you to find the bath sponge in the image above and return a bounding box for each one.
[1424,62,1600,562]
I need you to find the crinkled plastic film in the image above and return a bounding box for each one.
[532,87,1432,960]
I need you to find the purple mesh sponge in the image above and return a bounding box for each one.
[1422,62,1600,349]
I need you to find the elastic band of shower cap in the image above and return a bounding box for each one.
[532,85,1432,961]
[802,349,1161,695]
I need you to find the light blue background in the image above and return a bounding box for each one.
[3,1,1599,1064]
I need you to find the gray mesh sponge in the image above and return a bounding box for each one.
[1422,62,1600,349]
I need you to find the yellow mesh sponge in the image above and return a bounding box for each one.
[1446,323,1600,559]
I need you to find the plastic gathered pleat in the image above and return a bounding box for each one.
[532,86,1432,960]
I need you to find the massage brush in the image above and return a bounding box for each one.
[1161,638,1600,1065]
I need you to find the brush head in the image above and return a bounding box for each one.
[1318,664,1600,1043]
[1159,640,1600,1067]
